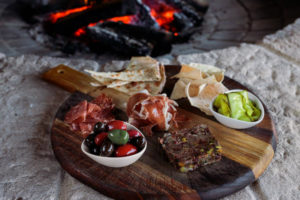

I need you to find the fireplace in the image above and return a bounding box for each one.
[19,0,208,56]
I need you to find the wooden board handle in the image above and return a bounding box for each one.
[42,65,99,94]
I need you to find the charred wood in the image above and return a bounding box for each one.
[86,25,153,56]
[135,0,160,29]
[184,0,209,13]
[100,21,172,56]
[172,12,194,33]
[44,0,137,36]
[166,0,204,26]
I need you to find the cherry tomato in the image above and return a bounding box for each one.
[115,144,137,157]
[94,132,108,146]
[107,120,127,131]
[127,130,142,139]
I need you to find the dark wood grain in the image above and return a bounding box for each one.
[45,65,277,200]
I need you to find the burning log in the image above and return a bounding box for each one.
[101,21,173,42]
[135,0,160,29]
[172,12,194,32]
[100,21,173,56]
[166,0,204,26]
[44,0,137,35]
[85,24,153,56]
[37,0,208,56]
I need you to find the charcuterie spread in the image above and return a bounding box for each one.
[44,59,276,200]
[60,56,266,172]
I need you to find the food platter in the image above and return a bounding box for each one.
[45,64,277,200]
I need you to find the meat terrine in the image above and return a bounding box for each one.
[159,124,222,172]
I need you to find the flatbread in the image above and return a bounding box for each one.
[186,82,228,115]
[170,76,218,100]
[90,75,129,87]
[85,56,161,82]
[188,63,225,82]
[171,63,228,115]
[172,64,203,80]
[111,64,166,95]
[85,69,160,82]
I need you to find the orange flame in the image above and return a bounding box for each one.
[144,1,178,31]
[49,5,91,23]
[74,28,86,37]
[63,0,179,37]
[74,15,135,37]
[103,15,134,24]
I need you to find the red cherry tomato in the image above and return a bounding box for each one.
[127,130,142,139]
[107,120,127,131]
[115,144,137,157]
[94,132,108,146]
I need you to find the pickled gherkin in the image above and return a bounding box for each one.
[213,94,230,117]
[227,93,251,121]
[213,90,261,122]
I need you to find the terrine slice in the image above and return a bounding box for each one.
[159,124,222,172]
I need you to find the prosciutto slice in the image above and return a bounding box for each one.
[127,91,179,136]
[64,94,115,138]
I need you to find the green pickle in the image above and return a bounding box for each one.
[240,90,254,117]
[227,93,249,121]
[213,94,230,117]
[213,90,261,122]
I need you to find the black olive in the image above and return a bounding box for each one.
[99,139,115,157]
[94,122,107,134]
[84,133,97,148]
[131,136,146,150]
[89,145,100,155]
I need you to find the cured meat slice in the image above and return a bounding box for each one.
[64,94,115,137]
[127,91,180,136]
[65,100,87,123]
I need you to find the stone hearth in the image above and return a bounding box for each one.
[1,0,300,63]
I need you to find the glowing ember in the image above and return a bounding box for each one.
[74,28,86,37]
[103,15,135,24]
[53,0,180,37]
[74,15,135,37]
[49,5,91,23]
[143,0,179,30]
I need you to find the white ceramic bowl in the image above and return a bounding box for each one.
[209,89,265,129]
[81,122,147,168]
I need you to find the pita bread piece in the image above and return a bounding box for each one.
[85,56,161,82]
[112,64,166,95]
[89,75,129,87]
[186,82,228,115]
[188,63,225,82]
[170,76,218,100]
[172,64,203,80]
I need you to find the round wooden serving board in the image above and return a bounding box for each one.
[45,65,277,200]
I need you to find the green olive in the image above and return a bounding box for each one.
[108,129,129,145]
